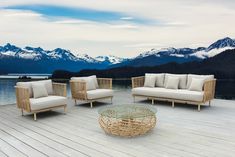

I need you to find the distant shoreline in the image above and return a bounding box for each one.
[0,74,51,79]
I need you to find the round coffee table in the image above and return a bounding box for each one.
[98,104,157,137]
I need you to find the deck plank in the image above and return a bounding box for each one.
[0,90,235,157]
[0,138,26,157]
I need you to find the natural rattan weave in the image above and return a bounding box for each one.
[70,78,113,108]
[132,76,216,111]
[98,104,157,137]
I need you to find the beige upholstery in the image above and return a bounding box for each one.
[132,73,216,111]
[30,96,67,111]
[16,80,53,98]
[32,83,48,98]
[71,76,97,90]
[144,75,156,88]
[187,74,214,89]
[87,89,114,100]
[15,80,67,120]
[132,87,204,102]
[164,74,187,89]
[145,73,165,87]
[70,77,113,108]
[165,76,180,89]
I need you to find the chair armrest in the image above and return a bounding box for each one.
[52,83,67,97]
[203,79,216,102]
[132,76,145,88]
[97,78,112,89]
[15,86,31,112]
[70,80,87,100]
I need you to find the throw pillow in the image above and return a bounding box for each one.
[144,75,156,88]
[165,76,180,89]
[189,78,205,91]
[145,73,165,87]
[32,83,48,98]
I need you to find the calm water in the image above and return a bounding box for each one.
[0,79,234,105]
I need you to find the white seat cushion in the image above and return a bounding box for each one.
[87,89,113,100]
[132,87,204,102]
[30,96,67,111]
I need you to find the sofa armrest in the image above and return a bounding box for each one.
[70,80,87,100]
[132,76,145,88]
[203,79,216,102]
[15,86,31,112]
[52,83,67,97]
[97,78,112,89]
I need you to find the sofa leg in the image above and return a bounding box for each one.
[64,105,67,114]
[33,113,37,121]
[21,109,24,116]
[198,104,201,111]
[74,99,77,105]
[172,101,175,108]
[90,102,93,108]
[152,99,154,105]
[209,101,211,107]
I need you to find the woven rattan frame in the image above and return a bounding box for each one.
[15,82,67,120]
[98,106,157,137]
[70,78,113,108]
[132,76,216,111]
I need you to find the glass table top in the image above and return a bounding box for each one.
[98,104,157,119]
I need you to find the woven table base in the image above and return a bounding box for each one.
[99,116,157,137]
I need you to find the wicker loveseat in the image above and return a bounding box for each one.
[15,80,67,120]
[132,73,216,111]
[70,75,113,108]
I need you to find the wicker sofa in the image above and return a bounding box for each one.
[15,80,67,120]
[132,73,216,111]
[70,75,113,108]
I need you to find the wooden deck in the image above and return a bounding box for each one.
[0,89,235,157]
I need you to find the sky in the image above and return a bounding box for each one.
[0,0,235,57]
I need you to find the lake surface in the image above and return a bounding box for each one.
[0,79,234,105]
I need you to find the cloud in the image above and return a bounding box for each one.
[4,4,153,25]
[0,0,235,57]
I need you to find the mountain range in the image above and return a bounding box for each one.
[0,37,235,73]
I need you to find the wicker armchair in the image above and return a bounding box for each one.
[132,75,216,111]
[70,78,113,108]
[15,80,67,120]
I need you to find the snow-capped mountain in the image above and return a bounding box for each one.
[0,37,234,73]
[190,37,235,59]
[110,37,235,68]
[95,55,127,64]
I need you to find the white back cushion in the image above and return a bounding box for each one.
[164,74,187,89]
[71,76,96,91]
[90,75,99,88]
[145,73,165,87]
[165,76,180,89]
[16,79,53,98]
[32,83,48,98]
[187,74,214,89]
[144,75,156,88]
[189,78,205,91]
